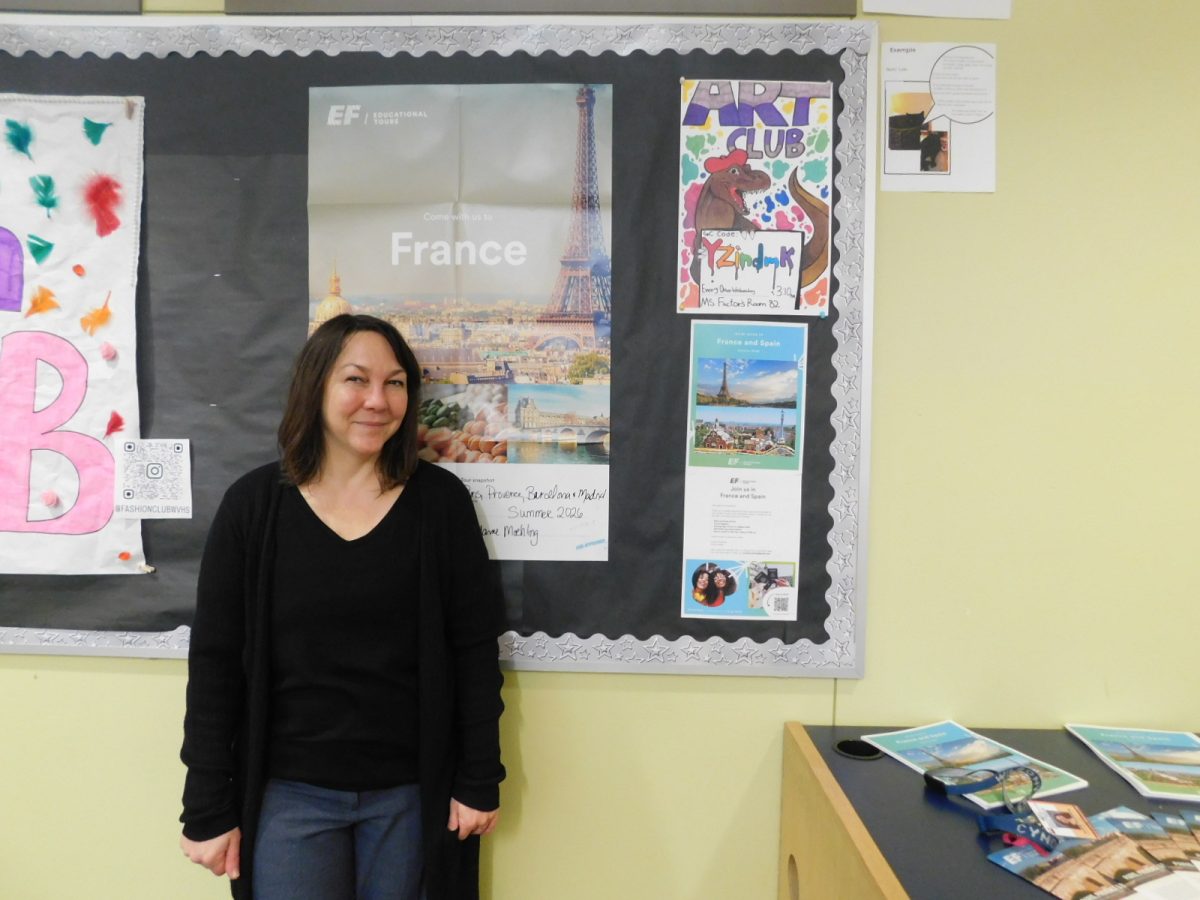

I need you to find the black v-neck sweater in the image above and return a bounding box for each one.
[181,461,506,900]
[268,485,420,789]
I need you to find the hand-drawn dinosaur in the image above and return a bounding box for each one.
[689,150,771,287]
[693,150,770,232]
[689,149,830,304]
[787,168,830,294]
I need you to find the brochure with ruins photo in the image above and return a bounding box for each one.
[864,721,1087,809]
[1067,725,1200,803]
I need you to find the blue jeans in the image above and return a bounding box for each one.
[254,779,424,900]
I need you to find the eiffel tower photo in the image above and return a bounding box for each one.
[717,360,733,402]
[313,84,611,385]
[534,86,613,352]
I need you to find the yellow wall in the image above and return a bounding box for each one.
[3,2,1199,898]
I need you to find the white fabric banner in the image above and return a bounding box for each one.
[0,94,147,574]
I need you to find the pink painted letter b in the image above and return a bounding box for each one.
[0,331,114,534]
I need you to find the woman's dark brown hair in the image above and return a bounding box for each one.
[715,569,737,596]
[278,314,422,489]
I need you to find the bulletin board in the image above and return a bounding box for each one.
[0,19,876,676]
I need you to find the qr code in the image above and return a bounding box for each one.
[763,587,797,620]
[747,561,797,621]
[114,439,192,518]
[120,441,187,500]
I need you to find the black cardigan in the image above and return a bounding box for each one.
[180,460,506,900]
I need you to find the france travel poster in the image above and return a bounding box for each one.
[677,78,834,317]
[680,321,806,621]
[308,84,612,561]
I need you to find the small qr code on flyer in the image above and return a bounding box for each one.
[114,439,193,519]
[763,586,797,620]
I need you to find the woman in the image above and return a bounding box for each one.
[711,569,736,607]
[179,314,506,900]
[690,564,713,605]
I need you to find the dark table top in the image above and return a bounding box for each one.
[804,725,1197,899]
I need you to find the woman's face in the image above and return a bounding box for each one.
[696,571,709,590]
[714,571,727,589]
[321,331,409,463]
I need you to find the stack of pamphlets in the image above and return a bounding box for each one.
[1067,726,1200,803]
[863,722,1200,897]
[863,721,1088,809]
[990,806,1200,898]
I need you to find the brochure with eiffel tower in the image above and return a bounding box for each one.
[681,320,806,620]
[308,83,611,561]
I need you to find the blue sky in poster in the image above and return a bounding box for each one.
[696,358,798,406]
[695,406,797,427]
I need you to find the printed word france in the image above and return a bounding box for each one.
[391,232,527,266]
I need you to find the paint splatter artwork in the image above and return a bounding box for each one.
[0,94,146,574]
[678,79,834,317]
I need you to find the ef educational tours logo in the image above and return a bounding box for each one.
[326,104,362,125]
[326,104,429,127]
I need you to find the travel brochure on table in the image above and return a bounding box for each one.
[1067,725,1200,803]
[863,721,1088,809]
[991,805,1200,899]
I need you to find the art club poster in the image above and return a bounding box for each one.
[307,83,612,561]
[677,78,834,317]
[0,94,146,575]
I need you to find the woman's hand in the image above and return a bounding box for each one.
[447,798,499,841]
[180,827,241,879]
